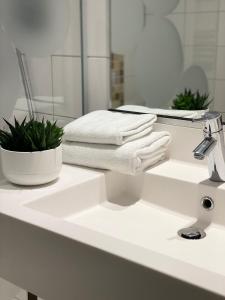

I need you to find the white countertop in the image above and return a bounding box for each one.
[0,162,225,298]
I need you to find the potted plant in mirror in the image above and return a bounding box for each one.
[0,118,64,185]
[172,89,213,116]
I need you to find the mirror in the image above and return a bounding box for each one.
[0,0,83,127]
[0,0,69,57]
[0,27,21,128]
[111,0,225,120]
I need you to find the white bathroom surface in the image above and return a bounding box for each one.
[67,199,225,277]
[1,161,225,299]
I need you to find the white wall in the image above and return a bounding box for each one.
[215,0,225,111]
[181,0,224,111]
[99,0,225,112]
[84,0,111,112]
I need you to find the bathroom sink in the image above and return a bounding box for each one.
[1,162,225,300]
[24,161,225,278]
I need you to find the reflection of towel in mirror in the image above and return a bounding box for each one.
[63,131,171,175]
[64,110,157,145]
[118,105,206,118]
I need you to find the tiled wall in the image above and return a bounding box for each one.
[216,0,225,111]
[172,0,225,111]
[13,0,83,126]
[108,0,225,111]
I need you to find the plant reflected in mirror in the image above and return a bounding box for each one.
[172,89,213,111]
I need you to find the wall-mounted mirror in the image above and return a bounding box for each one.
[110,0,225,121]
[0,0,83,128]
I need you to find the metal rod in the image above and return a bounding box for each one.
[16,48,35,120]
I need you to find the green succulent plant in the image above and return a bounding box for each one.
[172,89,213,111]
[0,118,64,152]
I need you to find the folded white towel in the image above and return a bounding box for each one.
[63,131,171,175]
[118,105,205,118]
[64,110,157,145]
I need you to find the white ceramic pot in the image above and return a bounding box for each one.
[0,145,62,186]
[191,108,209,118]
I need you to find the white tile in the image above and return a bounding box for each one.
[53,115,76,127]
[111,0,143,54]
[87,57,110,111]
[144,1,183,15]
[173,0,185,13]
[52,56,83,118]
[36,113,54,122]
[12,110,73,129]
[12,109,30,122]
[124,49,136,77]
[15,57,54,115]
[218,13,225,46]
[186,0,219,12]
[38,112,76,127]
[167,13,185,45]
[86,0,110,57]
[184,46,217,79]
[221,0,225,10]
[27,57,52,98]
[216,47,225,79]
[54,0,81,56]
[12,111,67,129]
[124,76,145,106]
[185,13,218,46]
[214,80,225,111]
[208,79,216,98]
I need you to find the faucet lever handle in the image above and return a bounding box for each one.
[192,112,223,133]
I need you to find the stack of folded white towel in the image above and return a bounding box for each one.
[63,110,171,175]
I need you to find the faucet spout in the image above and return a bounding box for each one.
[193,112,225,182]
[193,137,216,160]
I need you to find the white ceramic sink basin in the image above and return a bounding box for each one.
[1,162,225,300]
[24,161,225,296]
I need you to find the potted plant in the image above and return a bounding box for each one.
[0,118,64,185]
[172,89,213,114]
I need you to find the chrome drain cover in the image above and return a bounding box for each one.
[178,227,206,240]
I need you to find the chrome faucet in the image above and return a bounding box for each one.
[193,112,225,182]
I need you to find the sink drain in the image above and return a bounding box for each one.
[178,227,206,240]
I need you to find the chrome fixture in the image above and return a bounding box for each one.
[193,112,225,182]
[178,196,215,240]
[201,196,214,211]
[178,227,206,240]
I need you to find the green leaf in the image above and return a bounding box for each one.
[172,89,213,111]
[0,117,64,152]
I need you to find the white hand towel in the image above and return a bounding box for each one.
[118,105,205,118]
[64,110,157,145]
[63,131,171,175]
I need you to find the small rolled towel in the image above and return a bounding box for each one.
[64,110,157,145]
[63,131,171,175]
